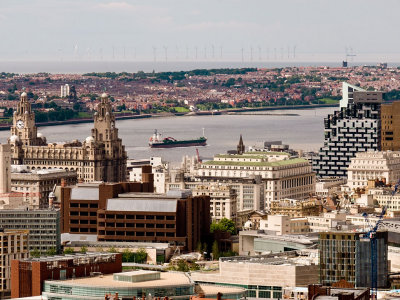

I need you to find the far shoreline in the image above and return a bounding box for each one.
[0,103,337,131]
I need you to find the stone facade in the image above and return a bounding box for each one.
[8,92,127,183]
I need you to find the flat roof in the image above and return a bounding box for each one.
[23,252,117,263]
[71,187,99,201]
[202,158,308,167]
[106,198,177,212]
[45,271,192,288]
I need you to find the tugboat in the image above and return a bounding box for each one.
[149,129,207,148]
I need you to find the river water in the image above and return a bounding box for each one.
[0,107,335,162]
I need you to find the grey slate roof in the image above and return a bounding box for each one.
[106,198,177,212]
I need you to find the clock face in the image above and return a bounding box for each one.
[16,120,25,129]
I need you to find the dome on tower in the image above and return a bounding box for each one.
[37,133,44,138]
[21,92,27,97]
[9,135,19,143]
[85,136,94,144]
[101,92,108,98]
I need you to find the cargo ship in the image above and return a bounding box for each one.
[149,129,207,148]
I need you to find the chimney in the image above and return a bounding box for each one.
[61,178,66,187]
[0,144,11,194]
[217,293,223,300]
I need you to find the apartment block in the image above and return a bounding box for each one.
[381,101,400,151]
[0,209,60,253]
[314,83,383,178]
[0,229,29,299]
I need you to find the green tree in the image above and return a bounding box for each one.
[122,249,132,262]
[108,247,117,253]
[134,248,147,263]
[46,248,57,256]
[80,246,88,254]
[63,247,75,254]
[30,248,41,258]
[212,241,220,260]
[176,260,189,272]
[210,218,236,235]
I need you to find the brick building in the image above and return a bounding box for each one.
[60,173,210,252]
[11,252,122,298]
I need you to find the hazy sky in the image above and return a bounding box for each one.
[1,0,399,61]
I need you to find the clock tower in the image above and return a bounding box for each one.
[10,92,45,146]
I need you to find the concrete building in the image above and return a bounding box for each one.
[128,157,167,193]
[0,229,29,299]
[40,270,245,300]
[260,215,310,235]
[307,211,348,232]
[307,285,369,300]
[315,178,346,197]
[11,252,122,298]
[314,82,383,178]
[239,230,318,255]
[347,150,400,190]
[60,84,70,98]
[197,151,315,208]
[192,182,237,223]
[319,231,388,288]
[11,166,77,209]
[8,92,127,183]
[0,209,60,253]
[190,252,319,299]
[270,198,320,217]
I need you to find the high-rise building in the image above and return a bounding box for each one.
[0,209,60,253]
[60,84,70,98]
[313,83,383,178]
[0,229,29,299]
[8,92,127,182]
[319,231,388,288]
[381,101,400,151]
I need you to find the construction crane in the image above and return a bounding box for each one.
[362,179,400,299]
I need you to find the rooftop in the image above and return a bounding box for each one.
[106,198,177,212]
[202,157,308,167]
[45,271,192,288]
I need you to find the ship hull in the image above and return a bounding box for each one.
[150,139,207,148]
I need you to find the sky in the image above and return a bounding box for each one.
[0,0,399,62]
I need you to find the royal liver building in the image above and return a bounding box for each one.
[313,82,382,178]
[8,92,127,182]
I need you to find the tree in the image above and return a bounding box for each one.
[210,218,236,235]
[80,246,88,254]
[134,248,147,263]
[46,248,57,256]
[212,241,220,260]
[30,248,41,258]
[108,247,117,253]
[63,247,75,254]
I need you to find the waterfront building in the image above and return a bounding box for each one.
[197,151,315,208]
[314,82,383,178]
[0,229,29,299]
[8,92,127,183]
[11,252,122,298]
[319,231,388,288]
[347,150,400,190]
[192,182,237,223]
[60,180,210,252]
[269,198,320,217]
[0,209,60,253]
[190,252,319,299]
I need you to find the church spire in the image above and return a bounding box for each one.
[237,134,245,155]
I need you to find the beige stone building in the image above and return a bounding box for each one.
[0,229,29,298]
[347,150,400,190]
[192,182,237,223]
[11,166,77,209]
[270,198,320,217]
[8,92,127,183]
